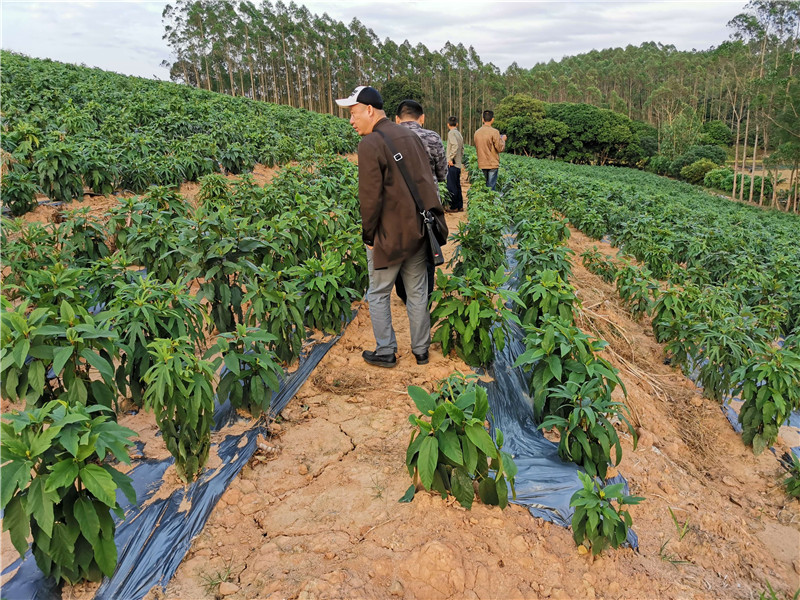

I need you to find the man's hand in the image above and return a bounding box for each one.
[501,134,507,141]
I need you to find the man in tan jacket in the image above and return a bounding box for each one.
[336,85,447,368]
[473,110,507,191]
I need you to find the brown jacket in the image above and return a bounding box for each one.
[474,123,505,169]
[358,118,448,269]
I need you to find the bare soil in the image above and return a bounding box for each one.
[3,167,799,600]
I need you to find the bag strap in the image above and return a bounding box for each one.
[374,128,428,216]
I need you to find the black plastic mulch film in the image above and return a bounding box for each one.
[3,239,641,600]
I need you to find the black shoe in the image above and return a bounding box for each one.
[413,351,429,365]
[362,350,397,368]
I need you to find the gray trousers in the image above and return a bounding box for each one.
[366,245,431,355]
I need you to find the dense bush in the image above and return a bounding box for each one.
[646,154,672,175]
[699,120,732,146]
[703,167,734,189]
[669,145,726,178]
[680,158,717,184]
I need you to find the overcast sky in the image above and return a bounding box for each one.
[2,1,745,81]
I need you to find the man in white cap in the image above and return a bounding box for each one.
[336,85,448,368]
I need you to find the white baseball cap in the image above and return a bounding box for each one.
[335,85,384,109]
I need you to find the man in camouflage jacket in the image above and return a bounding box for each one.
[394,99,447,303]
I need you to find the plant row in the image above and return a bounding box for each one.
[1,51,359,215]
[499,153,800,458]
[421,159,642,555]
[0,156,366,584]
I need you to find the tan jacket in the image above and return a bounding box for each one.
[474,123,505,169]
[446,128,464,169]
[357,118,448,269]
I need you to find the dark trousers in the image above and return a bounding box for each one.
[446,165,463,210]
[395,259,435,305]
[482,168,499,191]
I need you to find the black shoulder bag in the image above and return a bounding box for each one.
[375,129,447,266]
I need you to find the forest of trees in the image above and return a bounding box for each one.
[161,0,800,209]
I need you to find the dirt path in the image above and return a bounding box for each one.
[156,174,798,600]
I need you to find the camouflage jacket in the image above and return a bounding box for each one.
[399,121,448,183]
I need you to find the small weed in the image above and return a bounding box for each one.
[758,580,800,600]
[370,474,385,499]
[658,539,690,565]
[200,558,235,597]
[668,507,690,541]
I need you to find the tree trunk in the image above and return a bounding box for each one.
[749,121,758,205]
[739,106,750,202]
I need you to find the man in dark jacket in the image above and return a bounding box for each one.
[336,85,448,368]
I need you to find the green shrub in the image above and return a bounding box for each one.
[210,325,282,418]
[699,120,732,146]
[734,341,800,455]
[513,316,626,423]
[431,268,523,367]
[669,145,726,178]
[646,155,671,175]
[1,401,137,584]
[539,379,636,479]
[142,337,216,482]
[1,297,119,410]
[680,158,717,184]
[33,141,84,203]
[703,167,733,189]
[570,472,643,556]
[1,167,40,216]
[402,374,517,509]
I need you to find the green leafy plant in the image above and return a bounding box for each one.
[651,283,700,343]
[6,262,93,309]
[515,240,574,282]
[513,316,625,423]
[449,220,507,284]
[288,252,359,335]
[582,247,617,284]
[108,275,208,406]
[209,325,283,418]
[783,453,800,499]
[32,141,84,203]
[688,314,767,402]
[58,207,111,266]
[517,269,579,326]
[142,337,216,482]
[196,173,234,207]
[244,267,305,365]
[614,260,657,320]
[1,400,137,584]
[1,167,40,216]
[431,267,523,367]
[539,378,636,479]
[118,186,192,282]
[186,206,265,333]
[569,471,643,556]
[733,341,800,455]
[402,375,517,509]
[1,298,119,410]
